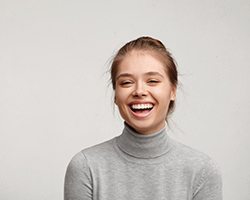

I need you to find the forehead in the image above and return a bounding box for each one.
[117,50,167,76]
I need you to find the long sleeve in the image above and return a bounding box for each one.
[64,151,93,200]
[193,159,223,200]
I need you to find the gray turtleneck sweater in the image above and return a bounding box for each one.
[64,125,222,200]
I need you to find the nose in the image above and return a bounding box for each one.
[132,82,147,97]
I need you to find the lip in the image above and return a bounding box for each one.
[128,101,154,119]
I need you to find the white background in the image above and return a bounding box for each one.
[1,0,250,199]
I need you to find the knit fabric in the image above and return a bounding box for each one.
[64,124,222,200]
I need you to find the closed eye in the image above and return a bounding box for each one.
[148,79,159,83]
[119,80,133,87]
[122,80,132,84]
[147,79,160,84]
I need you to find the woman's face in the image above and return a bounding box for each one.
[115,50,176,134]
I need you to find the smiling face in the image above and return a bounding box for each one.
[114,50,176,135]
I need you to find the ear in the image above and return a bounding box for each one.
[170,86,177,101]
[114,96,117,105]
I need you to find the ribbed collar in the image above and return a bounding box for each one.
[116,123,171,159]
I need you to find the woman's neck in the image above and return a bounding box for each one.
[116,122,170,159]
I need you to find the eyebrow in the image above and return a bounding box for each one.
[116,71,164,80]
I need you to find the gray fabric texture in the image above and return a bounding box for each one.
[64,124,222,200]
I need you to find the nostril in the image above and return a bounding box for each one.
[132,88,147,97]
[132,91,147,97]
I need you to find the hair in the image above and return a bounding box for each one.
[110,36,178,116]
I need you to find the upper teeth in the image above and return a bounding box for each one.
[131,103,153,109]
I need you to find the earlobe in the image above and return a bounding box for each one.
[170,94,175,101]
[170,87,176,101]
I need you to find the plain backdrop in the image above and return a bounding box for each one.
[1,0,250,199]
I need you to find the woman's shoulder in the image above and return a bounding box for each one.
[68,136,118,167]
[170,138,221,175]
[170,139,222,196]
[83,137,117,156]
[169,138,222,194]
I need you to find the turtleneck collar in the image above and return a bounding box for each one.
[116,123,171,159]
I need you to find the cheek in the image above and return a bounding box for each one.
[153,85,171,95]
[115,89,128,105]
[152,86,173,102]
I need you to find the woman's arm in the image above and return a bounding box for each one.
[64,152,93,200]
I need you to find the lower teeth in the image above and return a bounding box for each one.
[132,108,151,112]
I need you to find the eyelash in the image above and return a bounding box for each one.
[148,79,159,83]
[120,81,133,85]
[147,79,160,84]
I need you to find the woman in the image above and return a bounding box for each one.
[64,36,222,200]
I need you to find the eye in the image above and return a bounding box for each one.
[148,79,158,83]
[121,80,132,85]
[119,80,133,87]
[147,79,160,85]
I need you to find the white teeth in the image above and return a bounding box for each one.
[131,103,153,110]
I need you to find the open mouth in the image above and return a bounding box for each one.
[129,103,154,113]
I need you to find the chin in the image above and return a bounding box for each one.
[126,120,160,135]
[121,109,166,134]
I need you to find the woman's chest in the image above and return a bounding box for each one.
[91,162,194,200]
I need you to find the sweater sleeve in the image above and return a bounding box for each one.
[64,151,93,200]
[192,159,223,200]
